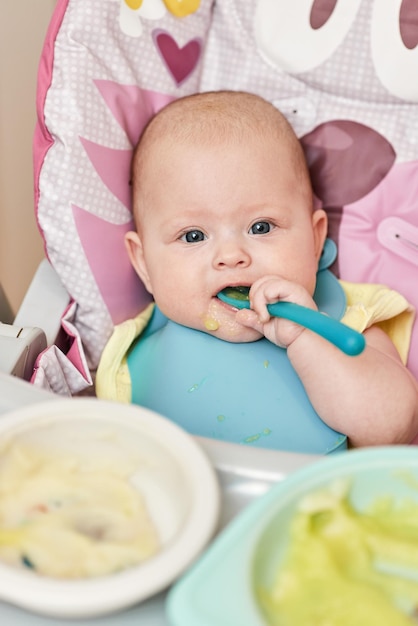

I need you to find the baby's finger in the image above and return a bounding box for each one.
[250,277,317,313]
[236,308,264,331]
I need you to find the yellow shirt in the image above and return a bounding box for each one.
[339,281,414,365]
[96,281,415,403]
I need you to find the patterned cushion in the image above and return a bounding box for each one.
[33,0,418,392]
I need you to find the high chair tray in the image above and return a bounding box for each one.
[0,373,319,625]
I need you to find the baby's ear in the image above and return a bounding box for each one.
[125,231,153,294]
[312,209,328,261]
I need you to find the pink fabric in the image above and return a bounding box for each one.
[31,300,92,395]
[302,121,418,378]
[338,160,418,378]
[71,205,152,324]
[79,85,175,210]
[79,139,133,210]
[93,81,175,148]
[74,84,175,324]
[33,0,214,389]
[33,0,70,253]
[153,30,202,86]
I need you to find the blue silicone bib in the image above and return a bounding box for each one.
[128,240,348,454]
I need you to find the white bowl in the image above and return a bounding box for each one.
[0,398,220,618]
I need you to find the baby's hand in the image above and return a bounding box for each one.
[236,276,318,348]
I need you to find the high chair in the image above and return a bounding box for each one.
[3,0,418,436]
[0,2,417,623]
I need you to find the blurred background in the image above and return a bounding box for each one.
[0,2,56,316]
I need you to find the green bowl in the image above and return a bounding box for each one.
[167,446,418,626]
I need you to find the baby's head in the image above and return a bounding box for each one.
[131,91,312,219]
[126,91,327,342]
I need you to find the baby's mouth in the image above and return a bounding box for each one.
[217,286,250,303]
[207,287,256,338]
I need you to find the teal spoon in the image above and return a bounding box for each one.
[217,287,366,356]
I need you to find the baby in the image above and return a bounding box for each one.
[97,91,418,453]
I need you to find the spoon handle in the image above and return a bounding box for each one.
[217,290,365,356]
[266,301,365,356]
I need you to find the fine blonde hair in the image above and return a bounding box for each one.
[132,90,312,219]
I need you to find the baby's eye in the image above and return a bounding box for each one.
[180,229,206,243]
[250,221,272,235]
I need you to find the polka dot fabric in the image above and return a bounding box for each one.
[34,0,214,385]
[34,0,418,393]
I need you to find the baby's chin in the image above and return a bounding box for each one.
[205,326,262,343]
[213,328,263,344]
[199,314,262,343]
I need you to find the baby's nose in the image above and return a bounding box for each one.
[213,240,251,269]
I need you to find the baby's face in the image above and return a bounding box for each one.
[129,134,327,342]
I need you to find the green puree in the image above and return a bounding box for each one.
[222,286,250,301]
[259,482,418,625]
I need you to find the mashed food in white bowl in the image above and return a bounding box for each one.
[0,440,159,578]
[0,398,220,618]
